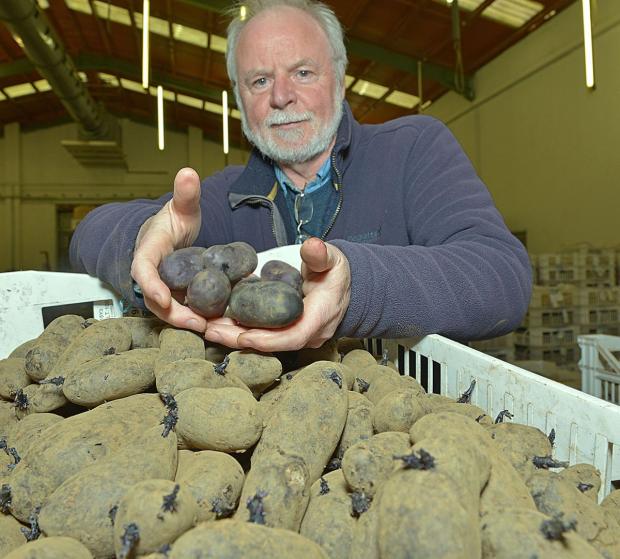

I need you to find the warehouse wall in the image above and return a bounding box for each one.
[428,0,620,253]
[0,119,247,272]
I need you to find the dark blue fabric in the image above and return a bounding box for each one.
[70,101,532,341]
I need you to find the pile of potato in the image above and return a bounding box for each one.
[1,315,619,559]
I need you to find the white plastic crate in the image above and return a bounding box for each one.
[0,246,303,358]
[578,334,620,405]
[0,271,124,358]
[369,335,620,499]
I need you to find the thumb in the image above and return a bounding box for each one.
[300,237,336,273]
[171,167,201,217]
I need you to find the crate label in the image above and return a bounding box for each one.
[93,300,117,320]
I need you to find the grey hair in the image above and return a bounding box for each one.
[226,0,348,97]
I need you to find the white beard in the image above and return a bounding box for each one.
[240,96,343,165]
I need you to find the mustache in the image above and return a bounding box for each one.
[264,111,313,126]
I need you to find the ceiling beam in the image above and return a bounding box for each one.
[75,53,235,106]
[176,0,475,100]
[0,53,236,106]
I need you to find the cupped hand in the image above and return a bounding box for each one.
[204,237,351,351]
[130,167,207,331]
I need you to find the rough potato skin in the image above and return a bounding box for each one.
[251,362,349,483]
[16,381,67,415]
[300,469,357,559]
[6,393,166,522]
[558,463,601,502]
[229,280,303,328]
[63,348,159,407]
[378,467,480,559]
[24,315,86,381]
[341,432,411,498]
[49,318,133,380]
[372,388,428,433]
[364,366,424,404]
[0,358,30,399]
[5,412,63,457]
[260,259,302,293]
[186,268,231,318]
[341,349,378,371]
[8,338,37,359]
[158,246,208,290]
[155,357,251,397]
[409,412,535,515]
[480,507,604,559]
[113,479,197,556]
[349,501,380,559]
[484,422,552,480]
[169,519,329,559]
[3,536,94,559]
[225,350,282,394]
[156,328,205,373]
[38,425,178,558]
[335,391,374,459]
[526,470,620,557]
[175,450,245,522]
[234,451,310,530]
[203,242,258,283]
[175,387,262,452]
[601,490,620,526]
[0,514,26,557]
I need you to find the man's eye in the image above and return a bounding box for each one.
[252,77,268,88]
[297,70,312,78]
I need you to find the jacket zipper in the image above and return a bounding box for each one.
[320,151,343,240]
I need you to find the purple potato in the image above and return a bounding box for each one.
[260,259,303,293]
[186,268,232,318]
[203,242,258,283]
[229,280,303,328]
[159,247,208,290]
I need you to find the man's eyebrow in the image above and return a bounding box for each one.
[243,68,271,81]
[290,58,318,70]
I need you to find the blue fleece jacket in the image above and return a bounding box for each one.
[70,101,532,341]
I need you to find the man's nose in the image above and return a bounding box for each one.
[270,75,296,109]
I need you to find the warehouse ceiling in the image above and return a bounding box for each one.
[0,0,577,150]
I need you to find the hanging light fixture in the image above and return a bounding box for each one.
[581,0,595,89]
[222,90,229,155]
[142,0,150,88]
[157,85,164,150]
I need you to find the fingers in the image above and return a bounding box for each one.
[131,253,171,309]
[144,294,207,333]
[300,237,330,274]
[172,168,202,219]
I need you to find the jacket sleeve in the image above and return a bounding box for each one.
[69,169,238,308]
[330,118,532,342]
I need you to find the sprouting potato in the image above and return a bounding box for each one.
[158,247,209,290]
[260,259,303,293]
[186,268,231,318]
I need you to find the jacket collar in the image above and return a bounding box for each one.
[229,100,355,197]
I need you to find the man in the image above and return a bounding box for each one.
[70,0,532,352]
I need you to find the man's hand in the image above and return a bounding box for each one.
[130,167,208,331]
[204,238,351,351]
